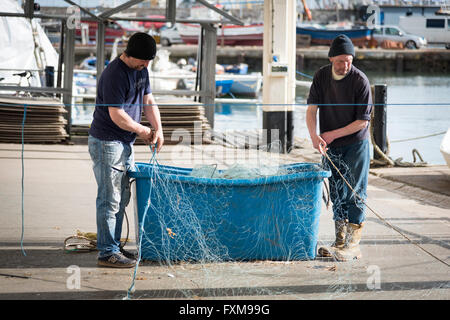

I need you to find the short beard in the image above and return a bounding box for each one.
[133,64,146,71]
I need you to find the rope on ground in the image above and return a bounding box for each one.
[64,235,97,252]
[393,149,428,167]
[323,151,450,268]
[369,117,427,168]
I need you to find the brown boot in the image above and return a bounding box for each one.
[334,222,364,261]
[318,220,347,257]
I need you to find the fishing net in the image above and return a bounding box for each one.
[122,132,450,300]
[125,145,332,299]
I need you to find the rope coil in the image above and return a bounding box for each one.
[369,113,428,168]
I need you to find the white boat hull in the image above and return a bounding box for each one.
[440,128,450,168]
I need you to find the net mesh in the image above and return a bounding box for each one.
[122,141,449,300]
[125,149,332,298]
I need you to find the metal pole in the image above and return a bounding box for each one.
[193,29,203,103]
[57,20,65,96]
[98,0,145,19]
[0,12,70,19]
[63,27,75,140]
[199,23,217,129]
[373,84,388,160]
[96,20,106,82]
[166,0,176,25]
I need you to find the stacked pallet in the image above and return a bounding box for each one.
[69,97,212,144]
[0,96,68,143]
[137,99,212,145]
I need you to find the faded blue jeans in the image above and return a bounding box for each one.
[88,135,135,258]
[323,139,370,225]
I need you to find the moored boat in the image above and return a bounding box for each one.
[296,24,372,46]
[177,23,264,46]
[217,73,262,98]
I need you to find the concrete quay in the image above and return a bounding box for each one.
[0,141,448,304]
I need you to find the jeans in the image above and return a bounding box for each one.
[88,135,135,258]
[323,139,370,225]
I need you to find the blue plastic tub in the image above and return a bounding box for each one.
[129,162,330,261]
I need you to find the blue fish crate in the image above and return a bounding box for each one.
[129,162,330,262]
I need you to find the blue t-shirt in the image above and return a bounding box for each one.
[89,57,151,144]
[307,64,372,148]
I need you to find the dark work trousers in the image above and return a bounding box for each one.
[323,139,370,225]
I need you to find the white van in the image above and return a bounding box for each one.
[399,15,450,48]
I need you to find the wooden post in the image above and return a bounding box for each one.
[373,84,388,160]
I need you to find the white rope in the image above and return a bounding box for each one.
[390,131,446,143]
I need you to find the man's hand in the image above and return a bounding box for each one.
[109,107,155,144]
[311,134,328,155]
[137,125,152,145]
[143,93,163,153]
[151,128,164,153]
[320,120,368,146]
[306,105,328,156]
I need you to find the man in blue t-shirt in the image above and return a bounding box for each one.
[306,34,372,262]
[88,33,164,268]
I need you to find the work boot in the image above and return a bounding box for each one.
[317,220,347,257]
[334,222,364,261]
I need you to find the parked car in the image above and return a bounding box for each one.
[75,20,142,44]
[160,25,184,46]
[371,25,427,49]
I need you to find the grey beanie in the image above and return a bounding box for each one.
[328,34,355,57]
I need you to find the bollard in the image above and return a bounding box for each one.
[373,84,388,160]
[263,110,293,154]
[45,66,55,88]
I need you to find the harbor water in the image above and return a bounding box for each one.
[72,72,449,165]
[215,72,450,165]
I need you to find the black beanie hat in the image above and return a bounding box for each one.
[328,34,355,58]
[125,32,157,60]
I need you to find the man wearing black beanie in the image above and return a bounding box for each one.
[306,34,372,261]
[88,32,164,268]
